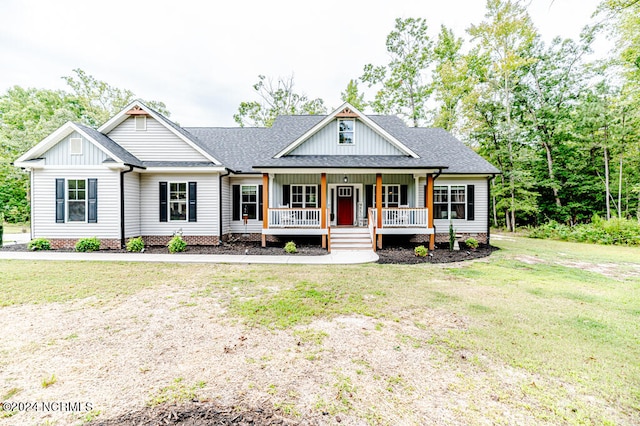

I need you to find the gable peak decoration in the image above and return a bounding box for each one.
[335,107,358,118]
[125,105,148,116]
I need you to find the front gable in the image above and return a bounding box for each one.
[275,103,419,159]
[42,130,112,165]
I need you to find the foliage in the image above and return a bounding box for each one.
[340,79,367,110]
[284,241,297,254]
[465,237,479,249]
[414,245,428,257]
[167,234,187,253]
[148,378,206,406]
[449,222,456,250]
[75,237,101,252]
[27,238,51,251]
[361,17,434,126]
[233,75,326,127]
[126,237,145,253]
[528,216,640,246]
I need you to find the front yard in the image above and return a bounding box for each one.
[1,236,639,425]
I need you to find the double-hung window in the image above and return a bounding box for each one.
[373,185,400,208]
[434,185,466,220]
[338,119,355,144]
[291,185,317,208]
[170,183,187,221]
[241,185,258,219]
[68,179,86,222]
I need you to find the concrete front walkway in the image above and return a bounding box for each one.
[0,249,378,265]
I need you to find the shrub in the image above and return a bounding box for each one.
[284,241,297,254]
[465,237,479,250]
[75,237,100,252]
[168,235,187,253]
[414,245,428,257]
[528,216,640,246]
[28,238,51,251]
[126,236,145,252]
[449,222,456,251]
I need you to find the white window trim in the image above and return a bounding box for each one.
[240,184,259,220]
[67,178,87,223]
[290,184,318,208]
[135,115,147,131]
[337,118,355,145]
[69,137,83,155]
[373,184,401,208]
[434,185,467,220]
[169,182,188,222]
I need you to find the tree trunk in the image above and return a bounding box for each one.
[604,146,611,220]
[543,141,562,208]
[492,180,498,227]
[618,155,623,219]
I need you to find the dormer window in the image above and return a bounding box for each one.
[338,119,354,144]
[135,115,147,131]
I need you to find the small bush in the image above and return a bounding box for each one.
[126,236,145,252]
[449,222,456,251]
[528,216,640,246]
[284,241,297,254]
[168,235,187,253]
[414,245,428,257]
[28,238,51,251]
[465,237,479,249]
[75,237,100,252]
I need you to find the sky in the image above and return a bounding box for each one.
[0,0,605,127]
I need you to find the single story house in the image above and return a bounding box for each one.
[14,100,500,251]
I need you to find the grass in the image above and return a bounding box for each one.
[1,236,639,424]
[2,222,29,234]
[147,378,206,406]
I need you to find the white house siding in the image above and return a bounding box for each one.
[107,116,209,162]
[42,131,110,165]
[419,175,490,236]
[31,168,120,239]
[124,172,141,237]
[221,175,231,235]
[228,176,264,234]
[289,119,404,156]
[139,173,219,237]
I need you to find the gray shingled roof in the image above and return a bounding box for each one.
[142,161,220,167]
[75,123,144,168]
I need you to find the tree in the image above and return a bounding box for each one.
[361,17,434,127]
[340,79,367,110]
[233,75,326,127]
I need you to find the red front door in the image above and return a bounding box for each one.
[337,186,353,226]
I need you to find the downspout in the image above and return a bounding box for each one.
[431,168,444,238]
[218,168,233,244]
[120,165,135,248]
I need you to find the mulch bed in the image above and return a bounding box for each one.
[90,401,301,426]
[376,243,496,264]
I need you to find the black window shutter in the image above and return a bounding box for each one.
[159,181,168,222]
[232,185,240,221]
[55,178,65,223]
[317,185,322,207]
[400,185,408,206]
[467,184,475,220]
[188,182,197,222]
[365,185,373,217]
[282,184,290,206]
[88,178,97,223]
[258,184,264,220]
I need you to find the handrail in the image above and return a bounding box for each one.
[368,207,377,251]
[381,208,429,227]
[268,208,322,228]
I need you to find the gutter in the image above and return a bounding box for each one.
[119,164,137,248]
[218,168,233,243]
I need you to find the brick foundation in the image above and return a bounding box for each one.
[141,235,220,246]
[434,232,488,244]
[49,238,121,250]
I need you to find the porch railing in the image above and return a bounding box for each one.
[381,208,429,227]
[268,208,322,228]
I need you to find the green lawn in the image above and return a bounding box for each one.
[1,236,639,424]
[1,222,29,234]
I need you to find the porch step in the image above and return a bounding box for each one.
[330,228,373,251]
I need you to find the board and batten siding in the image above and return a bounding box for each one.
[124,172,141,237]
[139,173,219,236]
[31,168,120,239]
[228,176,263,234]
[289,119,404,156]
[419,176,489,235]
[107,116,209,162]
[42,131,110,165]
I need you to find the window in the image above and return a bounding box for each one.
[434,185,466,220]
[170,182,187,221]
[241,185,258,219]
[68,179,86,221]
[135,115,146,131]
[69,138,82,155]
[338,119,354,144]
[291,185,317,208]
[373,185,400,208]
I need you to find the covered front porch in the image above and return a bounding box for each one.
[259,171,437,251]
